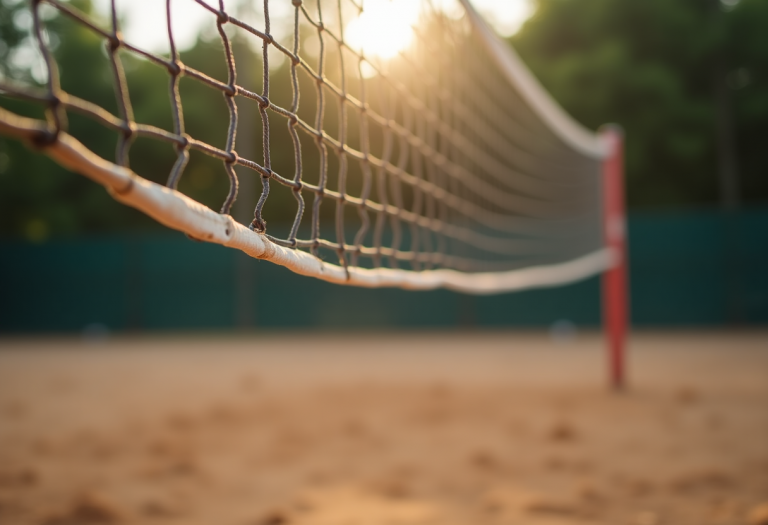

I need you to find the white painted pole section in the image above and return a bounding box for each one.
[0,108,613,295]
[459,0,610,160]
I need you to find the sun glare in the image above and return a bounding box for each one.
[92,0,532,63]
[345,0,422,62]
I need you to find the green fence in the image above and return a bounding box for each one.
[1,208,766,333]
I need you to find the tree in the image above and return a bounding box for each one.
[511,0,768,209]
[0,0,144,240]
[0,0,273,238]
[726,0,768,207]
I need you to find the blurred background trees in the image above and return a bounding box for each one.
[1,0,767,241]
[512,0,768,210]
[0,0,252,239]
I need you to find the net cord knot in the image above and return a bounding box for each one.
[250,217,267,233]
[107,33,121,52]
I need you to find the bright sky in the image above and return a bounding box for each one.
[471,0,533,36]
[92,0,532,58]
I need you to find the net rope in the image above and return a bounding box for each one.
[0,0,612,289]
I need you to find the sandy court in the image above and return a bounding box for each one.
[0,330,767,525]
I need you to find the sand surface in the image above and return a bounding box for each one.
[0,330,767,525]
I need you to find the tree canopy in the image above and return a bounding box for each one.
[1,0,766,241]
[511,0,768,209]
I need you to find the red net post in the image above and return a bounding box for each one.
[601,126,628,390]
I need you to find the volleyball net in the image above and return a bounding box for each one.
[0,0,625,295]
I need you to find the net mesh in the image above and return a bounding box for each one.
[0,0,604,275]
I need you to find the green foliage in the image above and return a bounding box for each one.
[0,0,272,239]
[0,0,138,240]
[512,0,768,209]
[0,0,37,83]
[726,0,768,203]
[2,0,766,241]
